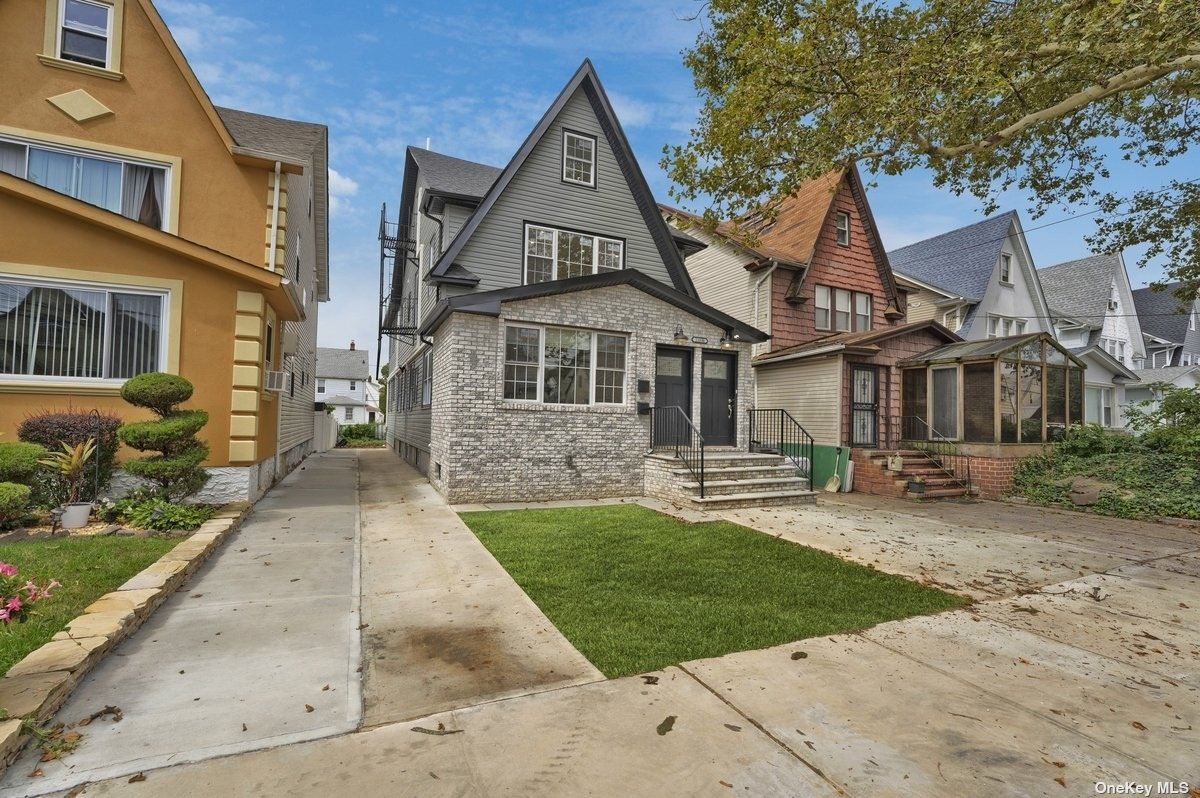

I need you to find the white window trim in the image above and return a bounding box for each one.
[834,212,850,246]
[502,323,628,406]
[987,313,1025,338]
[561,130,596,187]
[523,224,624,284]
[0,273,169,383]
[815,285,871,332]
[0,133,172,230]
[57,0,113,70]
[999,253,1013,285]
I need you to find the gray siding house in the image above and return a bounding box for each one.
[382,61,804,506]
[1132,282,1200,369]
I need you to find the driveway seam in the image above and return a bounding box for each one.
[675,663,850,797]
[856,628,1181,781]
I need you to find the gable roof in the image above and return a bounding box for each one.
[408,148,502,199]
[1132,365,1200,384]
[1133,282,1194,344]
[660,204,804,267]
[753,320,960,365]
[888,211,1018,300]
[427,59,696,297]
[316,347,370,380]
[1068,345,1139,381]
[419,269,767,342]
[217,107,331,302]
[1038,253,1119,326]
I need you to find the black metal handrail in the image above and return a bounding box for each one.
[748,409,814,482]
[649,406,706,498]
[893,415,973,492]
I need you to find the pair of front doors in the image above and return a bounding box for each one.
[654,348,737,446]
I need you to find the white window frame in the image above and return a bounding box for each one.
[987,314,1025,338]
[815,285,871,332]
[57,0,113,70]
[317,378,326,393]
[0,274,168,383]
[343,406,353,422]
[523,224,624,284]
[420,349,432,406]
[0,134,170,229]
[814,285,831,330]
[999,253,1013,284]
[1191,307,1197,331]
[561,130,596,187]
[834,212,850,246]
[502,324,627,406]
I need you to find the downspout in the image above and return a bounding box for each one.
[269,161,283,482]
[418,201,445,352]
[752,262,779,406]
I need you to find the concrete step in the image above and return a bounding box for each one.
[679,477,811,497]
[905,487,970,499]
[671,464,803,481]
[689,489,819,511]
[698,451,787,466]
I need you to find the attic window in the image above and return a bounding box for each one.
[835,212,850,246]
[1000,253,1013,284]
[562,131,596,187]
[59,0,112,69]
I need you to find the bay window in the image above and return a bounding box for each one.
[524,224,623,284]
[504,325,627,405]
[0,136,168,229]
[0,278,165,380]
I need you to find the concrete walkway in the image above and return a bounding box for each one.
[0,451,362,797]
[356,451,601,726]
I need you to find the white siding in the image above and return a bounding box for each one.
[454,88,676,291]
[754,355,843,445]
[963,231,1049,339]
[278,170,319,456]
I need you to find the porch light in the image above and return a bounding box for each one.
[673,326,688,343]
[720,333,735,350]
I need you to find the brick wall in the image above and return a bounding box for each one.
[769,180,899,351]
[849,450,905,497]
[428,284,756,504]
[969,457,1022,500]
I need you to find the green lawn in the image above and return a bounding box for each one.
[0,536,178,674]
[462,505,966,678]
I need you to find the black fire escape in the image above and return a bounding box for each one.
[377,202,420,342]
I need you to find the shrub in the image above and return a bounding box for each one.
[118,373,210,500]
[340,423,379,439]
[119,373,193,416]
[0,443,47,484]
[1056,423,1138,458]
[108,497,215,531]
[18,410,122,499]
[0,483,32,526]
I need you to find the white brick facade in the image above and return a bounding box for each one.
[427,284,756,503]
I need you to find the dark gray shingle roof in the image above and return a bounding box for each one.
[409,148,501,199]
[316,347,369,380]
[1132,282,1193,344]
[887,211,1017,301]
[216,107,325,164]
[1038,253,1118,327]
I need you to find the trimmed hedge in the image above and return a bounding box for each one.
[0,482,31,524]
[118,373,210,500]
[0,442,47,484]
[118,411,209,452]
[120,372,194,416]
[18,409,122,501]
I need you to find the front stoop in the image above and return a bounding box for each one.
[648,451,817,510]
[0,503,252,776]
[858,449,972,500]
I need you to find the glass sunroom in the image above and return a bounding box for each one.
[897,333,1087,444]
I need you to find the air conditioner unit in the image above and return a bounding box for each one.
[264,370,288,392]
[1108,300,1118,311]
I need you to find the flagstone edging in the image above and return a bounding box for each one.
[0,502,252,774]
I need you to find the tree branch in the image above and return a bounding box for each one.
[918,54,1200,158]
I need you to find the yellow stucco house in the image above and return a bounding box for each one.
[0,0,329,501]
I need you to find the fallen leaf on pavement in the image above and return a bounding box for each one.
[724,724,742,732]
[656,716,676,736]
[29,768,43,778]
[641,675,659,685]
[1131,721,1147,731]
[1054,776,1066,787]
[322,684,330,691]
[304,704,314,713]
[791,651,808,660]
[719,781,733,788]
[129,772,146,783]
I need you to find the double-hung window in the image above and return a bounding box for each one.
[0,136,168,229]
[420,349,432,405]
[0,277,165,380]
[317,379,325,394]
[834,212,850,246]
[999,253,1013,284]
[524,224,623,284]
[814,285,871,332]
[561,131,596,187]
[504,325,627,405]
[987,315,1026,338]
[59,0,112,69]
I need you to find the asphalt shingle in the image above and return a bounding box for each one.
[316,347,369,380]
[1038,253,1119,326]
[1132,282,1193,344]
[887,211,1017,301]
[409,148,501,199]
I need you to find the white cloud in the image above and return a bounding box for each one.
[328,168,360,217]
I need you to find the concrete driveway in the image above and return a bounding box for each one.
[43,483,1200,796]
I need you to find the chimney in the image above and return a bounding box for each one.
[349,340,356,351]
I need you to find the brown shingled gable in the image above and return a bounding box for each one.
[730,170,844,266]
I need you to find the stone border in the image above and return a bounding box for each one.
[0,502,252,775]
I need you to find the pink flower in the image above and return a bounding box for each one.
[0,563,16,578]
[6,596,21,613]
[0,608,9,624]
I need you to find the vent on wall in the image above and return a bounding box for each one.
[264,371,288,392]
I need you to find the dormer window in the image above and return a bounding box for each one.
[835,212,850,246]
[561,131,596,187]
[60,0,112,69]
[999,253,1013,284]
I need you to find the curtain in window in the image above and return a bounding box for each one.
[0,142,25,177]
[78,157,121,212]
[0,285,105,377]
[27,149,75,196]
[121,165,164,228]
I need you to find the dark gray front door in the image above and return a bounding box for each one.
[654,347,692,445]
[701,352,736,446]
[851,365,878,447]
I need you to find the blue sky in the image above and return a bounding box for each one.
[157,0,1194,367]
